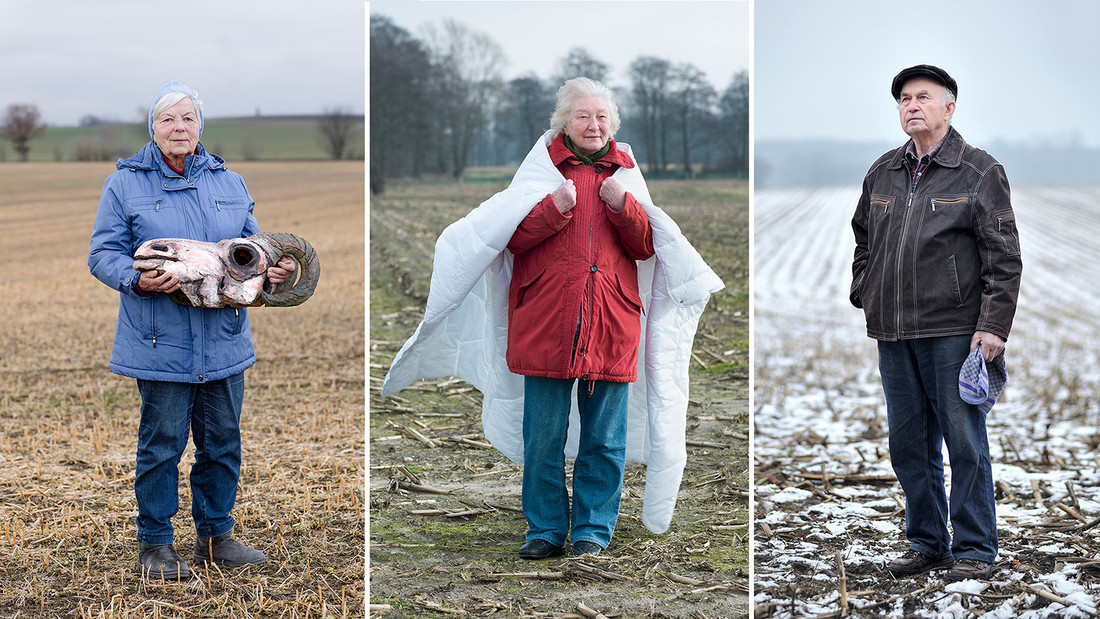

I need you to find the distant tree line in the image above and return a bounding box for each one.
[0,103,358,162]
[370,14,749,194]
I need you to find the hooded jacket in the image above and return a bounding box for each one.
[506,134,655,381]
[850,127,1022,341]
[88,140,261,382]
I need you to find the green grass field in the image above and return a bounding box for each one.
[3,116,364,163]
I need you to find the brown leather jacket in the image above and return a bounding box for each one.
[850,127,1022,341]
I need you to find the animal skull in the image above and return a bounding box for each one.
[132,233,320,308]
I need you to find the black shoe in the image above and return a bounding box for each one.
[193,532,268,567]
[570,540,603,557]
[886,549,953,577]
[138,543,190,580]
[946,558,995,581]
[518,539,566,560]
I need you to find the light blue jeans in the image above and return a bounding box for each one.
[878,336,998,563]
[521,376,629,549]
[134,373,244,545]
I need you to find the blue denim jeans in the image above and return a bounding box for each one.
[521,376,629,549]
[135,373,244,545]
[878,336,997,563]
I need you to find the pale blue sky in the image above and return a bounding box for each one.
[0,0,364,126]
[756,0,1100,147]
[371,1,751,95]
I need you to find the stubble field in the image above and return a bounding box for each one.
[754,185,1100,618]
[0,161,365,617]
[369,177,750,618]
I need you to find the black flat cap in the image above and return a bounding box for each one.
[891,64,957,101]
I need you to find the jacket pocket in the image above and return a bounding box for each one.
[129,198,183,244]
[614,272,643,314]
[210,194,253,240]
[929,195,969,212]
[945,255,964,308]
[512,266,546,309]
[993,209,1021,256]
[869,194,894,215]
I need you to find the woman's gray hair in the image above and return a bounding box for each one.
[549,77,621,137]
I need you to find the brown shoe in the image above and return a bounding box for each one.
[886,549,953,577]
[946,558,995,581]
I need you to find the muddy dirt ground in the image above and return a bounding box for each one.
[369,177,750,618]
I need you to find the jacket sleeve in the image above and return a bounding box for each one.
[607,191,655,260]
[507,193,571,255]
[88,174,144,298]
[849,178,872,309]
[973,164,1022,340]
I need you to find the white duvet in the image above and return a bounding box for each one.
[381,130,723,533]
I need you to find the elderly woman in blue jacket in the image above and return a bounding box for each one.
[88,80,294,579]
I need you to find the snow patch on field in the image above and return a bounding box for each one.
[754,185,1100,618]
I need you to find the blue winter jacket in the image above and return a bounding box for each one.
[88,141,261,383]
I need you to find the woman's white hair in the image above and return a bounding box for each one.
[151,92,196,124]
[549,77,621,137]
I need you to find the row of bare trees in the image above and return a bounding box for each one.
[370,15,749,194]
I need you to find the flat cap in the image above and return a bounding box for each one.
[891,64,957,101]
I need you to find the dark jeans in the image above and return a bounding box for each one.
[878,336,997,563]
[135,373,244,545]
[521,376,629,549]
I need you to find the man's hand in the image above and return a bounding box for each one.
[551,180,576,214]
[136,269,180,295]
[970,330,1005,362]
[267,255,297,284]
[600,177,627,212]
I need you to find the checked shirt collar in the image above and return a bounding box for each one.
[904,132,949,192]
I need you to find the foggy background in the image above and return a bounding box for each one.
[756,0,1100,186]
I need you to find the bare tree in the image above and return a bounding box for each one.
[318,106,358,160]
[553,48,611,86]
[370,14,435,194]
[503,75,554,159]
[670,63,717,178]
[717,71,750,175]
[628,57,672,175]
[1,104,46,162]
[423,19,506,179]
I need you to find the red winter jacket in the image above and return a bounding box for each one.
[505,134,655,382]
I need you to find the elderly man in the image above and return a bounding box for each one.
[849,65,1022,581]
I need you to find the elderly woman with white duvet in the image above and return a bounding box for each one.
[506,77,654,558]
[89,80,294,579]
[381,77,722,560]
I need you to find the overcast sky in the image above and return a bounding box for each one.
[0,0,364,127]
[756,0,1100,147]
[370,1,750,96]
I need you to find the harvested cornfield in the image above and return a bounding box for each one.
[0,161,365,617]
[369,177,750,617]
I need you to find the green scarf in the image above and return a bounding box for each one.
[563,134,611,166]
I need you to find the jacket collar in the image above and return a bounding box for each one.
[548,132,635,169]
[888,126,965,170]
[117,140,226,176]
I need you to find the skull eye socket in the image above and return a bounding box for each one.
[231,246,259,267]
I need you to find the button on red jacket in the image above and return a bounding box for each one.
[505,134,655,382]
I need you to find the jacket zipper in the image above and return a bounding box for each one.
[895,186,916,336]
